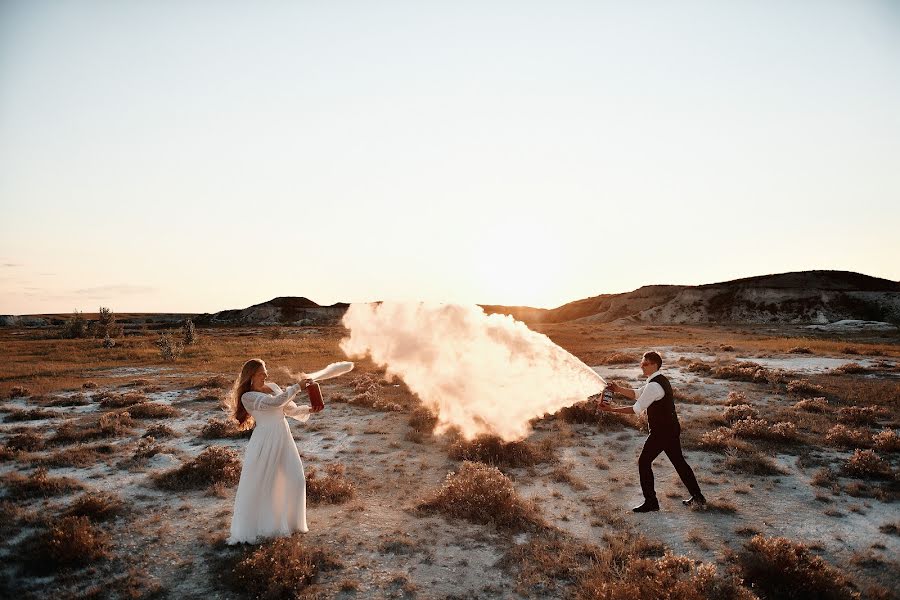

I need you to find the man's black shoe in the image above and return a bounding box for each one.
[632,500,660,513]
[682,494,707,507]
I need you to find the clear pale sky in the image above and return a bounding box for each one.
[1,1,898,315]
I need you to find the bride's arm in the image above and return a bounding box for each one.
[283,400,312,423]
[243,383,302,411]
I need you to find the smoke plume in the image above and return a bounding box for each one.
[339,302,606,441]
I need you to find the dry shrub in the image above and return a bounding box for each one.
[788,346,812,354]
[730,417,799,443]
[499,531,603,593]
[306,463,355,504]
[736,534,859,600]
[132,436,163,461]
[418,461,544,531]
[879,522,900,536]
[143,423,177,439]
[448,435,555,468]
[723,391,748,406]
[843,449,893,480]
[81,381,97,389]
[557,401,636,430]
[598,352,635,365]
[842,347,860,355]
[226,534,341,597]
[48,394,90,407]
[550,465,588,491]
[872,429,900,453]
[406,405,438,443]
[4,408,56,422]
[6,431,44,452]
[824,424,871,449]
[200,417,252,439]
[833,362,870,374]
[61,492,125,522]
[573,532,753,600]
[154,446,241,490]
[787,380,825,395]
[194,374,230,389]
[19,516,110,574]
[811,467,837,488]
[698,427,749,453]
[724,404,758,422]
[793,397,830,413]
[8,385,30,398]
[686,361,713,375]
[3,468,84,499]
[837,405,886,426]
[37,443,114,468]
[713,362,771,383]
[723,448,785,476]
[98,391,145,409]
[127,401,180,419]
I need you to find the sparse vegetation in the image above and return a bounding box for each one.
[156,332,184,361]
[19,516,110,574]
[824,424,871,449]
[200,417,252,439]
[306,463,355,504]
[418,461,544,530]
[224,534,341,597]
[787,379,825,395]
[736,534,860,600]
[61,492,126,522]
[448,435,555,468]
[182,318,197,345]
[127,401,180,419]
[3,468,84,500]
[872,428,900,452]
[153,446,241,490]
[793,397,830,413]
[843,449,893,480]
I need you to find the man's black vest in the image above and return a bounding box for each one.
[646,373,680,435]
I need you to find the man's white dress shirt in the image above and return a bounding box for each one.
[632,370,665,415]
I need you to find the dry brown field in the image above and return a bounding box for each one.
[0,321,898,599]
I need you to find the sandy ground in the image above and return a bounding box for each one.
[1,329,898,599]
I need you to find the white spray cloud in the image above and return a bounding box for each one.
[339,302,606,441]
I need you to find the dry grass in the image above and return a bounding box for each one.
[3,407,57,422]
[824,424,872,449]
[736,534,860,600]
[36,443,115,468]
[448,435,556,468]
[3,467,84,500]
[4,431,45,452]
[61,492,126,522]
[200,417,252,439]
[19,515,110,574]
[126,401,180,419]
[97,391,146,408]
[418,461,545,531]
[143,423,178,438]
[843,449,893,480]
[406,404,438,443]
[872,429,900,452]
[722,448,786,476]
[51,411,135,444]
[153,446,241,490]
[571,531,752,600]
[793,397,830,413]
[306,463,355,505]
[837,405,888,426]
[223,534,342,597]
[556,401,638,430]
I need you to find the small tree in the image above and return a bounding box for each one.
[96,307,124,339]
[182,319,197,346]
[61,310,86,339]
[156,333,183,362]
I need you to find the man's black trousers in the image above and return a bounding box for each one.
[638,429,702,502]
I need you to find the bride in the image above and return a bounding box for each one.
[225,358,322,544]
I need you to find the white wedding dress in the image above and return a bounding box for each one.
[227,382,313,544]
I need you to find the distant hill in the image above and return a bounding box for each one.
[4,270,899,329]
[193,297,349,326]
[483,270,900,327]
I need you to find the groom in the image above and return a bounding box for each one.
[598,351,706,512]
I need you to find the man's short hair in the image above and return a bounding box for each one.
[643,351,662,369]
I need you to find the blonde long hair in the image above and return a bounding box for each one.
[227,358,265,428]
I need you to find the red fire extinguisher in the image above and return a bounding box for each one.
[306,381,325,412]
